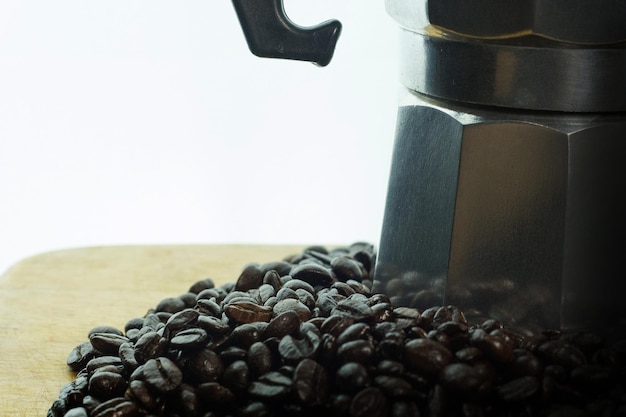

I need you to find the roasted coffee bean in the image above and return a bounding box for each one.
[197,382,235,405]
[164,308,199,335]
[142,357,182,394]
[195,298,223,317]
[404,338,453,375]
[184,348,224,383]
[331,256,365,282]
[196,315,230,335]
[350,387,389,417]
[260,261,292,278]
[127,380,159,412]
[291,263,334,286]
[224,300,273,324]
[331,298,373,321]
[293,358,328,406]
[222,360,250,392]
[456,346,483,362]
[273,298,311,322]
[248,371,292,400]
[228,322,261,348]
[88,326,124,339]
[133,331,168,363]
[391,400,420,417]
[170,327,208,350]
[496,376,540,402]
[440,363,483,394]
[86,356,124,375]
[248,341,273,377]
[282,279,315,295]
[374,375,413,398]
[337,322,371,345]
[278,322,320,363]
[538,340,587,369]
[262,269,283,291]
[236,263,264,292]
[64,407,89,417]
[264,310,300,339]
[335,362,370,394]
[238,401,272,417]
[91,398,138,417]
[67,342,96,372]
[196,287,221,301]
[155,296,187,314]
[89,333,129,356]
[470,328,515,363]
[258,283,276,304]
[188,278,215,294]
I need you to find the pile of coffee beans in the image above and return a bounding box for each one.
[48,243,626,417]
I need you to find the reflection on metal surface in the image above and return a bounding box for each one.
[375,93,626,331]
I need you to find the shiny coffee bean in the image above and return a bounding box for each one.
[224,300,273,324]
[170,327,208,350]
[293,358,328,406]
[235,263,264,292]
[404,338,453,375]
[142,357,183,394]
[349,387,389,417]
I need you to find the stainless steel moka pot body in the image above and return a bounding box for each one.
[375,0,626,331]
[231,0,626,331]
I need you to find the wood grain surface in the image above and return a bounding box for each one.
[0,244,305,417]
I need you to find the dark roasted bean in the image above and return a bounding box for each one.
[538,340,587,369]
[272,298,311,322]
[224,300,272,324]
[195,298,223,317]
[188,278,215,294]
[247,371,292,400]
[127,380,159,412]
[496,376,540,402]
[248,341,273,378]
[337,322,371,345]
[331,256,365,282]
[337,339,375,364]
[293,358,328,406]
[64,407,89,417]
[262,269,283,290]
[440,363,483,394]
[164,308,199,335]
[155,297,186,314]
[222,360,250,392]
[196,315,230,335]
[67,342,96,372]
[278,322,320,363]
[350,387,389,417]
[197,382,235,405]
[235,263,264,292]
[170,327,208,350]
[331,298,373,321]
[134,331,168,363]
[184,348,224,383]
[264,310,300,339]
[142,357,182,394]
[91,398,138,417]
[291,263,334,286]
[89,333,129,356]
[86,356,124,375]
[404,338,453,375]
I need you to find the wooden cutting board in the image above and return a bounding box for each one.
[0,244,305,417]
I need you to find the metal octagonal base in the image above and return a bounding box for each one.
[374,92,626,331]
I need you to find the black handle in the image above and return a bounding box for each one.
[231,0,342,67]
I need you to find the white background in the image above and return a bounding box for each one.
[0,1,399,275]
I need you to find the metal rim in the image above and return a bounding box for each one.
[398,29,626,112]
